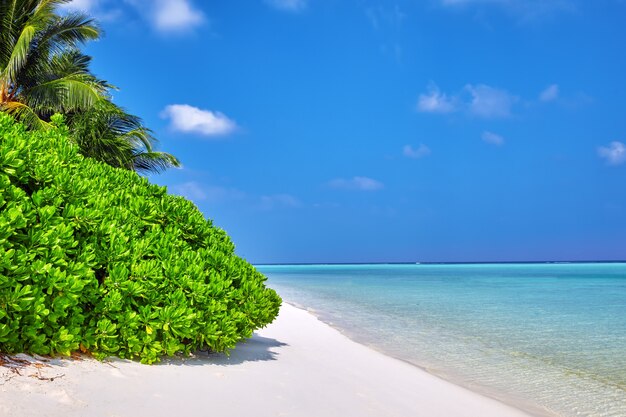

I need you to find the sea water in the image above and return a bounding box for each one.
[256,263,626,417]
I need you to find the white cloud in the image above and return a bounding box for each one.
[266,0,307,12]
[598,141,626,166]
[482,131,505,146]
[61,0,99,12]
[403,144,431,159]
[61,0,122,20]
[65,0,205,30]
[125,0,204,32]
[259,194,302,210]
[540,84,559,102]
[328,176,384,191]
[172,182,246,203]
[417,83,515,118]
[465,84,516,118]
[153,0,204,31]
[161,104,237,137]
[417,84,457,114]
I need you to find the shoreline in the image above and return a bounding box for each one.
[279,300,553,417]
[284,300,554,417]
[1,303,535,417]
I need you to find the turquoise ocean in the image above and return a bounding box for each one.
[257,263,626,417]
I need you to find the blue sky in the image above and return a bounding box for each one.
[65,0,626,263]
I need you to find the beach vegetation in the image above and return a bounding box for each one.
[0,113,281,363]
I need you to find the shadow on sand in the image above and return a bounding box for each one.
[158,334,288,367]
[1,334,288,370]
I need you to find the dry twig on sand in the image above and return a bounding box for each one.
[0,354,63,383]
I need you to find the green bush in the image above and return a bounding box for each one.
[0,113,281,364]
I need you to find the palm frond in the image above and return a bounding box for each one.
[0,22,36,85]
[50,48,91,74]
[132,151,181,174]
[19,15,100,92]
[67,100,180,174]
[36,0,73,14]
[0,1,19,64]
[1,100,51,130]
[35,12,100,54]
[24,75,104,116]
[118,127,155,151]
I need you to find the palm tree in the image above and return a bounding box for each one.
[0,0,179,173]
[68,100,180,174]
[0,0,103,128]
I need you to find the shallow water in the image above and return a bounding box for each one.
[257,263,626,417]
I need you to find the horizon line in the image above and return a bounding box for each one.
[254,260,626,266]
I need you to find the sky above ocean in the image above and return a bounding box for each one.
[65,0,626,263]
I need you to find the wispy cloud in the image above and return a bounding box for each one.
[172,181,207,201]
[161,104,237,137]
[266,0,307,12]
[125,0,205,32]
[172,182,303,210]
[403,144,431,159]
[61,0,122,20]
[417,83,457,114]
[598,141,626,165]
[259,194,302,210]
[328,176,384,191]
[313,202,341,209]
[540,84,560,102]
[62,0,99,12]
[441,0,496,5]
[442,0,516,5]
[417,83,516,118]
[171,182,246,203]
[466,84,517,118]
[482,131,505,146]
[153,0,204,31]
[439,0,576,19]
[365,5,406,30]
[366,6,407,63]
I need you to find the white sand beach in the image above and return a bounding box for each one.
[0,303,533,417]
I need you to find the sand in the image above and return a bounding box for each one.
[0,303,533,417]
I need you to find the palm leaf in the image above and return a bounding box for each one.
[67,100,181,174]
[1,100,50,130]
[25,75,103,112]
[0,1,17,64]
[132,151,181,174]
[36,0,73,13]
[34,12,100,55]
[0,23,36,85]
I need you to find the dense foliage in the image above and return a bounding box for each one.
[0,0,179,173]
[0,114,281,363]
